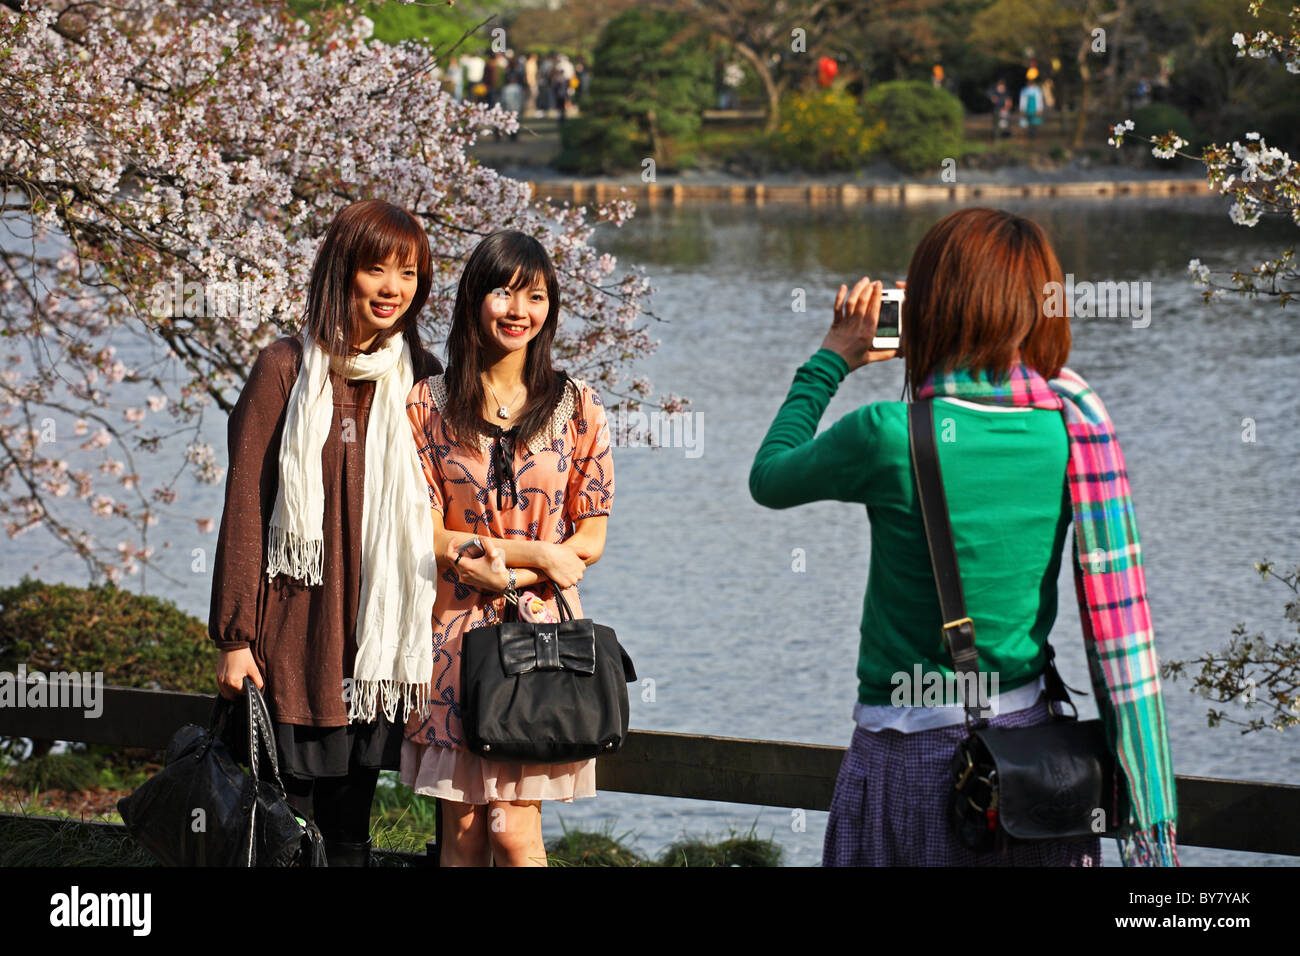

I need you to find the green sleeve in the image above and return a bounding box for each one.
[748,349,874,509]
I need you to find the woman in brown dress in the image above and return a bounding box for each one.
[209,199,443,866]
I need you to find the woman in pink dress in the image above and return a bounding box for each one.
[401,230,614,866]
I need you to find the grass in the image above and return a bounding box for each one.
[0,813,154,867]
[546,816,784,867]
[0,807,784,867]
[660,827,784,867]
[1,758,785,866]
[545,818,648,867]
[694,124,769,154]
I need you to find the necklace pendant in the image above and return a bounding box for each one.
[497,406,510,419]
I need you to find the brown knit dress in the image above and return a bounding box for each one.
[208,334,443,777]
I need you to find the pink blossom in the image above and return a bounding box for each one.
[0,0,661,580]
[83,429,112,450]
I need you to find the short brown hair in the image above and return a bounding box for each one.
[903,207,1070,397]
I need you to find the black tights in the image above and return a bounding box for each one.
[282,766,380,844]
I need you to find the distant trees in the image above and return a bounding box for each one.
[556,9,714,173]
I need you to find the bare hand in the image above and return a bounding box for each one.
[217,647,263,700]
[448,537,509,592]
[541,542,586,589]
[821,277,901,372]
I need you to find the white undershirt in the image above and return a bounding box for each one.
[934,396,1032,412]
[855,676,1046,733]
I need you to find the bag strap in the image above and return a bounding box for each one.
[242,677,287,799]
[553,585,575,622]
[908,400,1077,726]
[503,579,577,623]
[907,400,987,730]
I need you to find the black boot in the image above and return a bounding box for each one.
[323,838,371,867]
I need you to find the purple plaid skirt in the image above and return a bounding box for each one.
[823,695,1103,866]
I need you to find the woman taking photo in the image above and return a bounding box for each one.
[749,207,1177,866]
[210,198,443,866]
[401,229,613,867]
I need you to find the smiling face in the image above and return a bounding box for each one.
[478,267,549,356]
[352,253,418,351]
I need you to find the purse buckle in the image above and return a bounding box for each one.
[953,747,976,790]
[942,616,973,651]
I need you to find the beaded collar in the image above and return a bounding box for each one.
[426,373,580,455]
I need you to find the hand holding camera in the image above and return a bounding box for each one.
[821,277,904,372]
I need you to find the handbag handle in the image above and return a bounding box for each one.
[503,578,577,623]
[241,676,288,800]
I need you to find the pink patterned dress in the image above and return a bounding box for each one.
[400,372,614,804]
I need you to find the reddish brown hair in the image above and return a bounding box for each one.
[903,207,1070,397]
[302,198,433,359]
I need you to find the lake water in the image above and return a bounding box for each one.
[3,197,1297,866]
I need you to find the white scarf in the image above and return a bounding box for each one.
[266,331,436,724]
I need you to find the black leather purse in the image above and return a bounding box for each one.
[460,584,636,763]
[908,400,1121,851]
[117,678,326,866]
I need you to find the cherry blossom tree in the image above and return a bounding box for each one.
[1107,2,1298,304]
[1108,1,1300,731]
[0,0,676,585]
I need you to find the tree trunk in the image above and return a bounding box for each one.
[1071,38,1092,150]
[728,40,781,134]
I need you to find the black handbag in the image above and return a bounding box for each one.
[117,678,327,867]
[460,584,636,763]
[908,400,1120,851]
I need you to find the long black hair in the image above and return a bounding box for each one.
[442,230,568,453]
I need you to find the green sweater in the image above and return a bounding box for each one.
[749,349,1072,706]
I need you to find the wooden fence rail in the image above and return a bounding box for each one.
[1,685,1296,857]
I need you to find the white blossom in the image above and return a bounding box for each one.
[0,0,658,578]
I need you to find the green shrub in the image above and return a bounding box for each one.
[768,89,885,171]
[0,576,214,693]
[556,9,714,174]
[861,80,965,174]
[287,1,478,51]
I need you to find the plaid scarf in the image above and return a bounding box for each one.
[918,362,1178,867]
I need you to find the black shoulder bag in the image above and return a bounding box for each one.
[908,399,1120,850]
[117,678,326,866]
[460,583,637,763]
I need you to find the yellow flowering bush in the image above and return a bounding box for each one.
[768,89,884,171]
